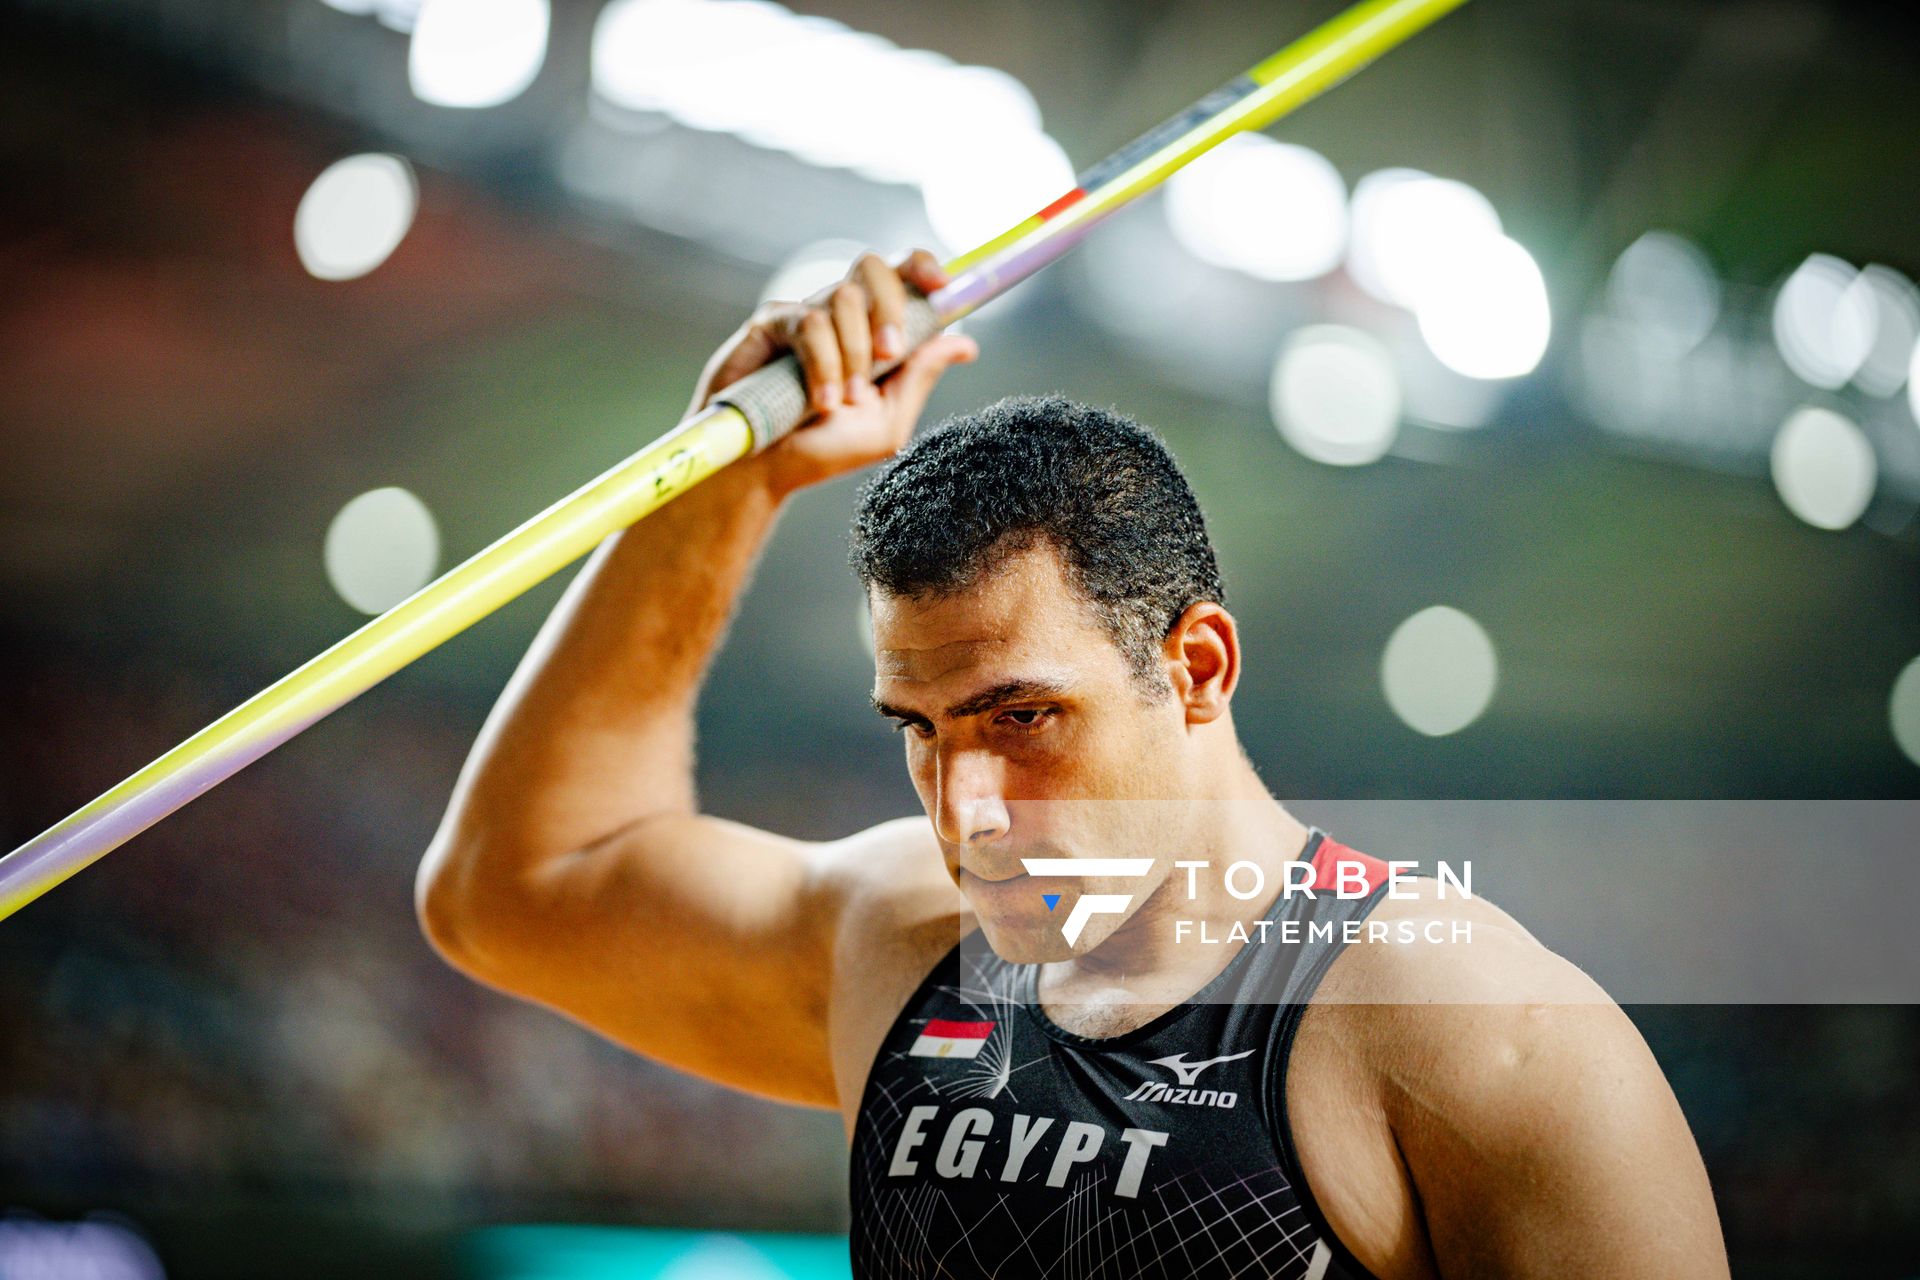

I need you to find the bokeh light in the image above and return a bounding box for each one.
[1769,407,1876,531]
[1890,657,1920,768]
[408,0,550,109]
[590,0,731,117]
[1605,231,1721,355]
[1853,265,1920,398]
[1910,337,1920,427]
[1415,234,1552,380]
[919,128,1074,256]
[1269,325,1401,466]
[899,63,1043,183]
[324,487,441,615]
[590,0,1066,256]
[1772,254,1878,390]
[1380,605,1498,736]
[1164,134,1346,282]
[653,1235,792,1280]
[1346,169,1501,308]
[377,0,424,30]
[293,154,417,281]
[1395,332,1505,429]
[0,1217,165,1280]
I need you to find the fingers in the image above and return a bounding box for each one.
[857,253,910,363]
[789,307,843,414]
[830,280,873,394]
[897,248,949,298]
[775,248,948,415]
[878,333,979,432]
[690,314,780,409]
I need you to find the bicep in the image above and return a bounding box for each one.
[446,812,846,1107]
[1390,962,1729,1277]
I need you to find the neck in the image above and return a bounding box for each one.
[1045,755,1311,1000]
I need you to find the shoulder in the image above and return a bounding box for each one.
[814,817,971,989]
[1317,877,1611,1049]
[812,817,972,1123]
[813,815,969,948]
[1302,885,1729,1275]
[1312,880,1674,1168]
[1357,873,1551,971]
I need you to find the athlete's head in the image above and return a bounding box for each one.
[852,395,1241,962]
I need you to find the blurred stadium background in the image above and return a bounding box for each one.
[1,0,1916,1275]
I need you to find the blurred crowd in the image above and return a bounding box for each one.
[0,650,847,1234]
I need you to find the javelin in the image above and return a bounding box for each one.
[0,0,1468,922]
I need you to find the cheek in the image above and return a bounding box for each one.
[903,739,933,792]
[1087,712,1186,800]
[1070,708,1154,766]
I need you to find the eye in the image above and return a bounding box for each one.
[891,718,935,740]
[996,707,1055,734]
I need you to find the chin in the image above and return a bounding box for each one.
[972,915,1073,965]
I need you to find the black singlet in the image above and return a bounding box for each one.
[849,829,1395,1279]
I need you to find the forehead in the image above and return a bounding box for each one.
[870,543,1120,687]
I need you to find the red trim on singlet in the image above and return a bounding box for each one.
[1307,837,1393,894]
[1035,187,1087,221]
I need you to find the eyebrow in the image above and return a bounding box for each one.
[871,677,1075,723]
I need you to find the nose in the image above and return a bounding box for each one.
[933,747,1010,847]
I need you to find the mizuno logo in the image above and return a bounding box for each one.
[1145,1050,1254,1085]
[1121,1050,1254,1109]
[1018,858,1155,945]
[1121,1081,1240,1109]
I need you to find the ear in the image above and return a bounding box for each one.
[1163,602,1239,724]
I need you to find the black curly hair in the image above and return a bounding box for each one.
[850,395,1227,696]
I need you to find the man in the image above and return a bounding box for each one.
[418,252,1730,1277]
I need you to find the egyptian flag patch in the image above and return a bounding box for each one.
[909,1018,995,1059]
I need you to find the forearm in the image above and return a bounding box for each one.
[426,450,788,891]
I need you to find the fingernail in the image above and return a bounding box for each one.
[847,375,869,401]
[880,324,905,358]
[821,382,841,407]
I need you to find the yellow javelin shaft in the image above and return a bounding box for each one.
[0,0,1468,922]
[0,412,755,921]
[942,0,1470,291]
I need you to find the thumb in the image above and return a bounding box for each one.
[880,333,980,425]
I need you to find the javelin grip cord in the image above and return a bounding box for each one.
[719,294,946,452]
[0,0,1468,922]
